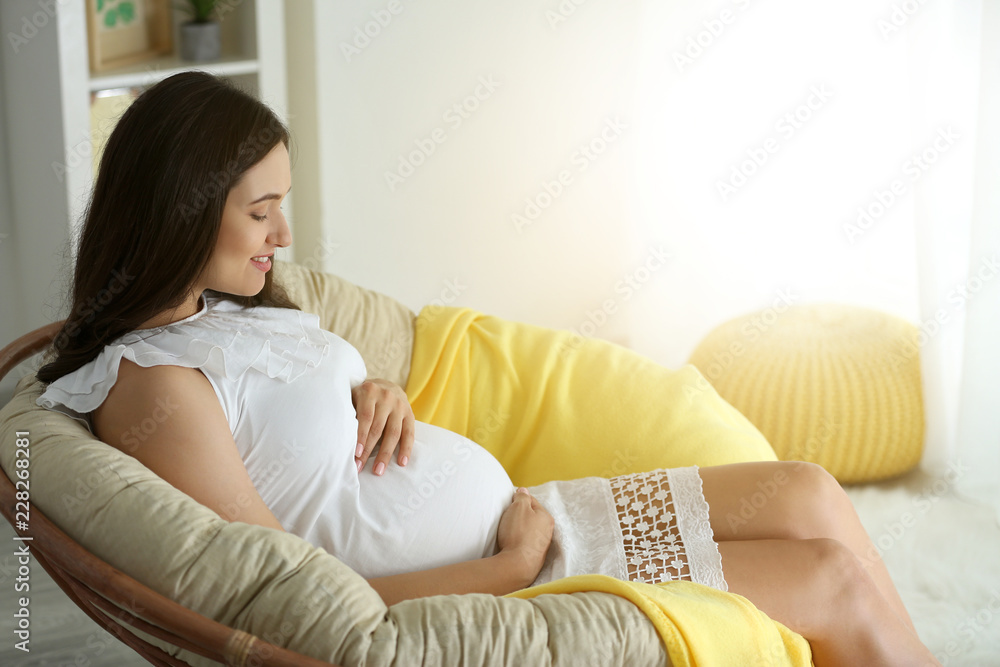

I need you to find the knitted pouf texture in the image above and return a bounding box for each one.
[687,303,925,484]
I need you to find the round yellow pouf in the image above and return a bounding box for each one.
[687,303,925,484]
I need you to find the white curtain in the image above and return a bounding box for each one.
[887,0,998,505]
[625,0,998,504]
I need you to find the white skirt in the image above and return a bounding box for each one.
[527,465,728,592]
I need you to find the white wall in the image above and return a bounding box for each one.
[288,0,645,350]
[0,39,25,404]
[0,2,82,405]
[286,0,935,371]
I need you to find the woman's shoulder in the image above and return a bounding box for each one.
[91,358,204,416]
[91,358,215,447]
[112,355,204,387]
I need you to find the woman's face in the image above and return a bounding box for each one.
[201,142,292,297]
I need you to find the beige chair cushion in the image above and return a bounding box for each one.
[274,261,415,388]
[0,263,669,666]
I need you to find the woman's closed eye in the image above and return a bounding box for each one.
[251,205,284,222]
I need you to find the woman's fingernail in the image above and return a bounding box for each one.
[355,443,364,458]
[399,456,408,466]
[356,459,363,472]
[374,462,385,476]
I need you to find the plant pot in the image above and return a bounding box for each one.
[179,21,220,62]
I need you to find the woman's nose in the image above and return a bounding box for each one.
[270,209,292,248]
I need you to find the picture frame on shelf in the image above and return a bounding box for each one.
[86,0,173,74]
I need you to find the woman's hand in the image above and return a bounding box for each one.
[351,378,415,475]
[495,487,555,587]
[367,488,554,604]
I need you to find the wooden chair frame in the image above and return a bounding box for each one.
[0,323,340,667]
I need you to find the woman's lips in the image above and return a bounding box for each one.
[251,255,272,271]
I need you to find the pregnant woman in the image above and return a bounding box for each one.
[35,71,937,667]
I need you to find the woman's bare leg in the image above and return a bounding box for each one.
[717,538,940,666]
[698,461,918,635]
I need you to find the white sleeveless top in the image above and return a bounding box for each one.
[35,293,521,579]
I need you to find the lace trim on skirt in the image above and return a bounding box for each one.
[608,465,728,591]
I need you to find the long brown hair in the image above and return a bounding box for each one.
[37,71,299,385]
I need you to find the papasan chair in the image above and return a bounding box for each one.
[0,261,812,666]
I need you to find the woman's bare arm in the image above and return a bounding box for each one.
[366,550,534,606]
[92,359,288,532]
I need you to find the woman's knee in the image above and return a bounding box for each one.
[766,461,854,540]
[804,537,878,607]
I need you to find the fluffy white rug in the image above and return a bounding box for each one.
[845,467,1000,666]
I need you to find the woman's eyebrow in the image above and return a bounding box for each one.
[248,185,292,205]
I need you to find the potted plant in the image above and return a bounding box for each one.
[175,0,220,62]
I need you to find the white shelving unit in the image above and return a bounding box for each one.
[0,0,288,329]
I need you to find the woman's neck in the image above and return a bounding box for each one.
[135,292,205,330]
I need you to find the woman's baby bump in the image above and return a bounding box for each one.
[349,420,516,577]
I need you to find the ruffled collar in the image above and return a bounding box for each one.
[37,293,335,423]
[112,293,331,384]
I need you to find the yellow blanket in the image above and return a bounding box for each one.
[404,305,813,665]
[507,576,812,666]
[404,305,779,487]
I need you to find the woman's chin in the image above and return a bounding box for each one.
[222,279,266,298]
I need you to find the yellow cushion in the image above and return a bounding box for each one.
[687,303,925,483]
[405,306,779,488]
